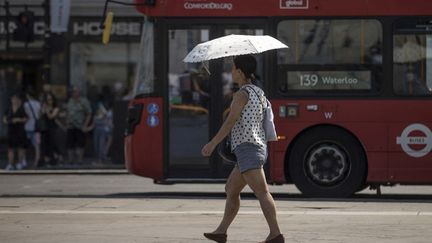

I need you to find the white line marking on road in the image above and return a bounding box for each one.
[0,210,431,216]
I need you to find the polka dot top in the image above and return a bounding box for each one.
[231,84,266,151]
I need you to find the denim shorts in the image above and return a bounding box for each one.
[233,142,267,173]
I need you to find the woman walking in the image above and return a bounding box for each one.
[201,55,284,243]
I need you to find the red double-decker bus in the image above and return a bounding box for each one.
[124,0,432,197]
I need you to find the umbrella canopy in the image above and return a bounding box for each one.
[183,34,289,63]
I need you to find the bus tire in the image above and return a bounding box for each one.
[288,126,366,198]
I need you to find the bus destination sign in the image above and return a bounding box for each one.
[286,70,372,90]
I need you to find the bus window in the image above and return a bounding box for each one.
[277,19,383,94]
[168,29,210,108]
[168,28,211,168]
[134,18,155,96]
[393,19,432,96]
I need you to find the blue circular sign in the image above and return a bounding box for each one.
[147,115,159,127]
[147,103,159,115]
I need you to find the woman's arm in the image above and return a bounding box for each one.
[47,107,59,119]
[12,108,28,124]
[201,90,248,157]
[85,121,95,132]
[12,117,27,124]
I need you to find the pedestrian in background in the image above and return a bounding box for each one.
[23,89,41,169]
[65,86,92,164]
[201,55,284,243]
[2,94,28,170]
[40,93,62,167]
[85,100,113,166]
[40,83,53,101]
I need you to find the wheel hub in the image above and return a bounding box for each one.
[306,144,348,185]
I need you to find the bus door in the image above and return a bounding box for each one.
[389,18,432,183]
[166,22,265,179]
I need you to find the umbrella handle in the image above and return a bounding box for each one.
[202,62,211,75]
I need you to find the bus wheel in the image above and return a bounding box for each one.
[288,127,366,198]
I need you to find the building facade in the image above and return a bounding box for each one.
[0,0,142,140]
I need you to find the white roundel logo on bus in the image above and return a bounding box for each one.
[147,115,159,127]
[396,123,432,158]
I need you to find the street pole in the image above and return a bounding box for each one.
[5,1,10,52]
[42,0,51,84]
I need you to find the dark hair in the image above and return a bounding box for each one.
[233,55,257,81]
[43,93,57,107]
[12,92,25,102]
[10,93,21,100]
[25,88,38,100]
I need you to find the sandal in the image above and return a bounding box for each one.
[203,232,227,243]
[263,234,284,243]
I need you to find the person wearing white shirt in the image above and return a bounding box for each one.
[23,90,41,169]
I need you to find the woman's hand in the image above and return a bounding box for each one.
[201,142,216,157]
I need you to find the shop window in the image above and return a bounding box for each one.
[70,42,139,99]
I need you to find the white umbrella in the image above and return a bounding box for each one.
[183,34,289,63]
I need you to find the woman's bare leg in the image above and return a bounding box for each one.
[7,148,15,165]
[212,167,247,234]
[242,168,281,241]
[34,143,40,167]
[18,149,26,167]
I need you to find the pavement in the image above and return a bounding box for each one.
[1,174,432,242]
[2,197,432,243]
